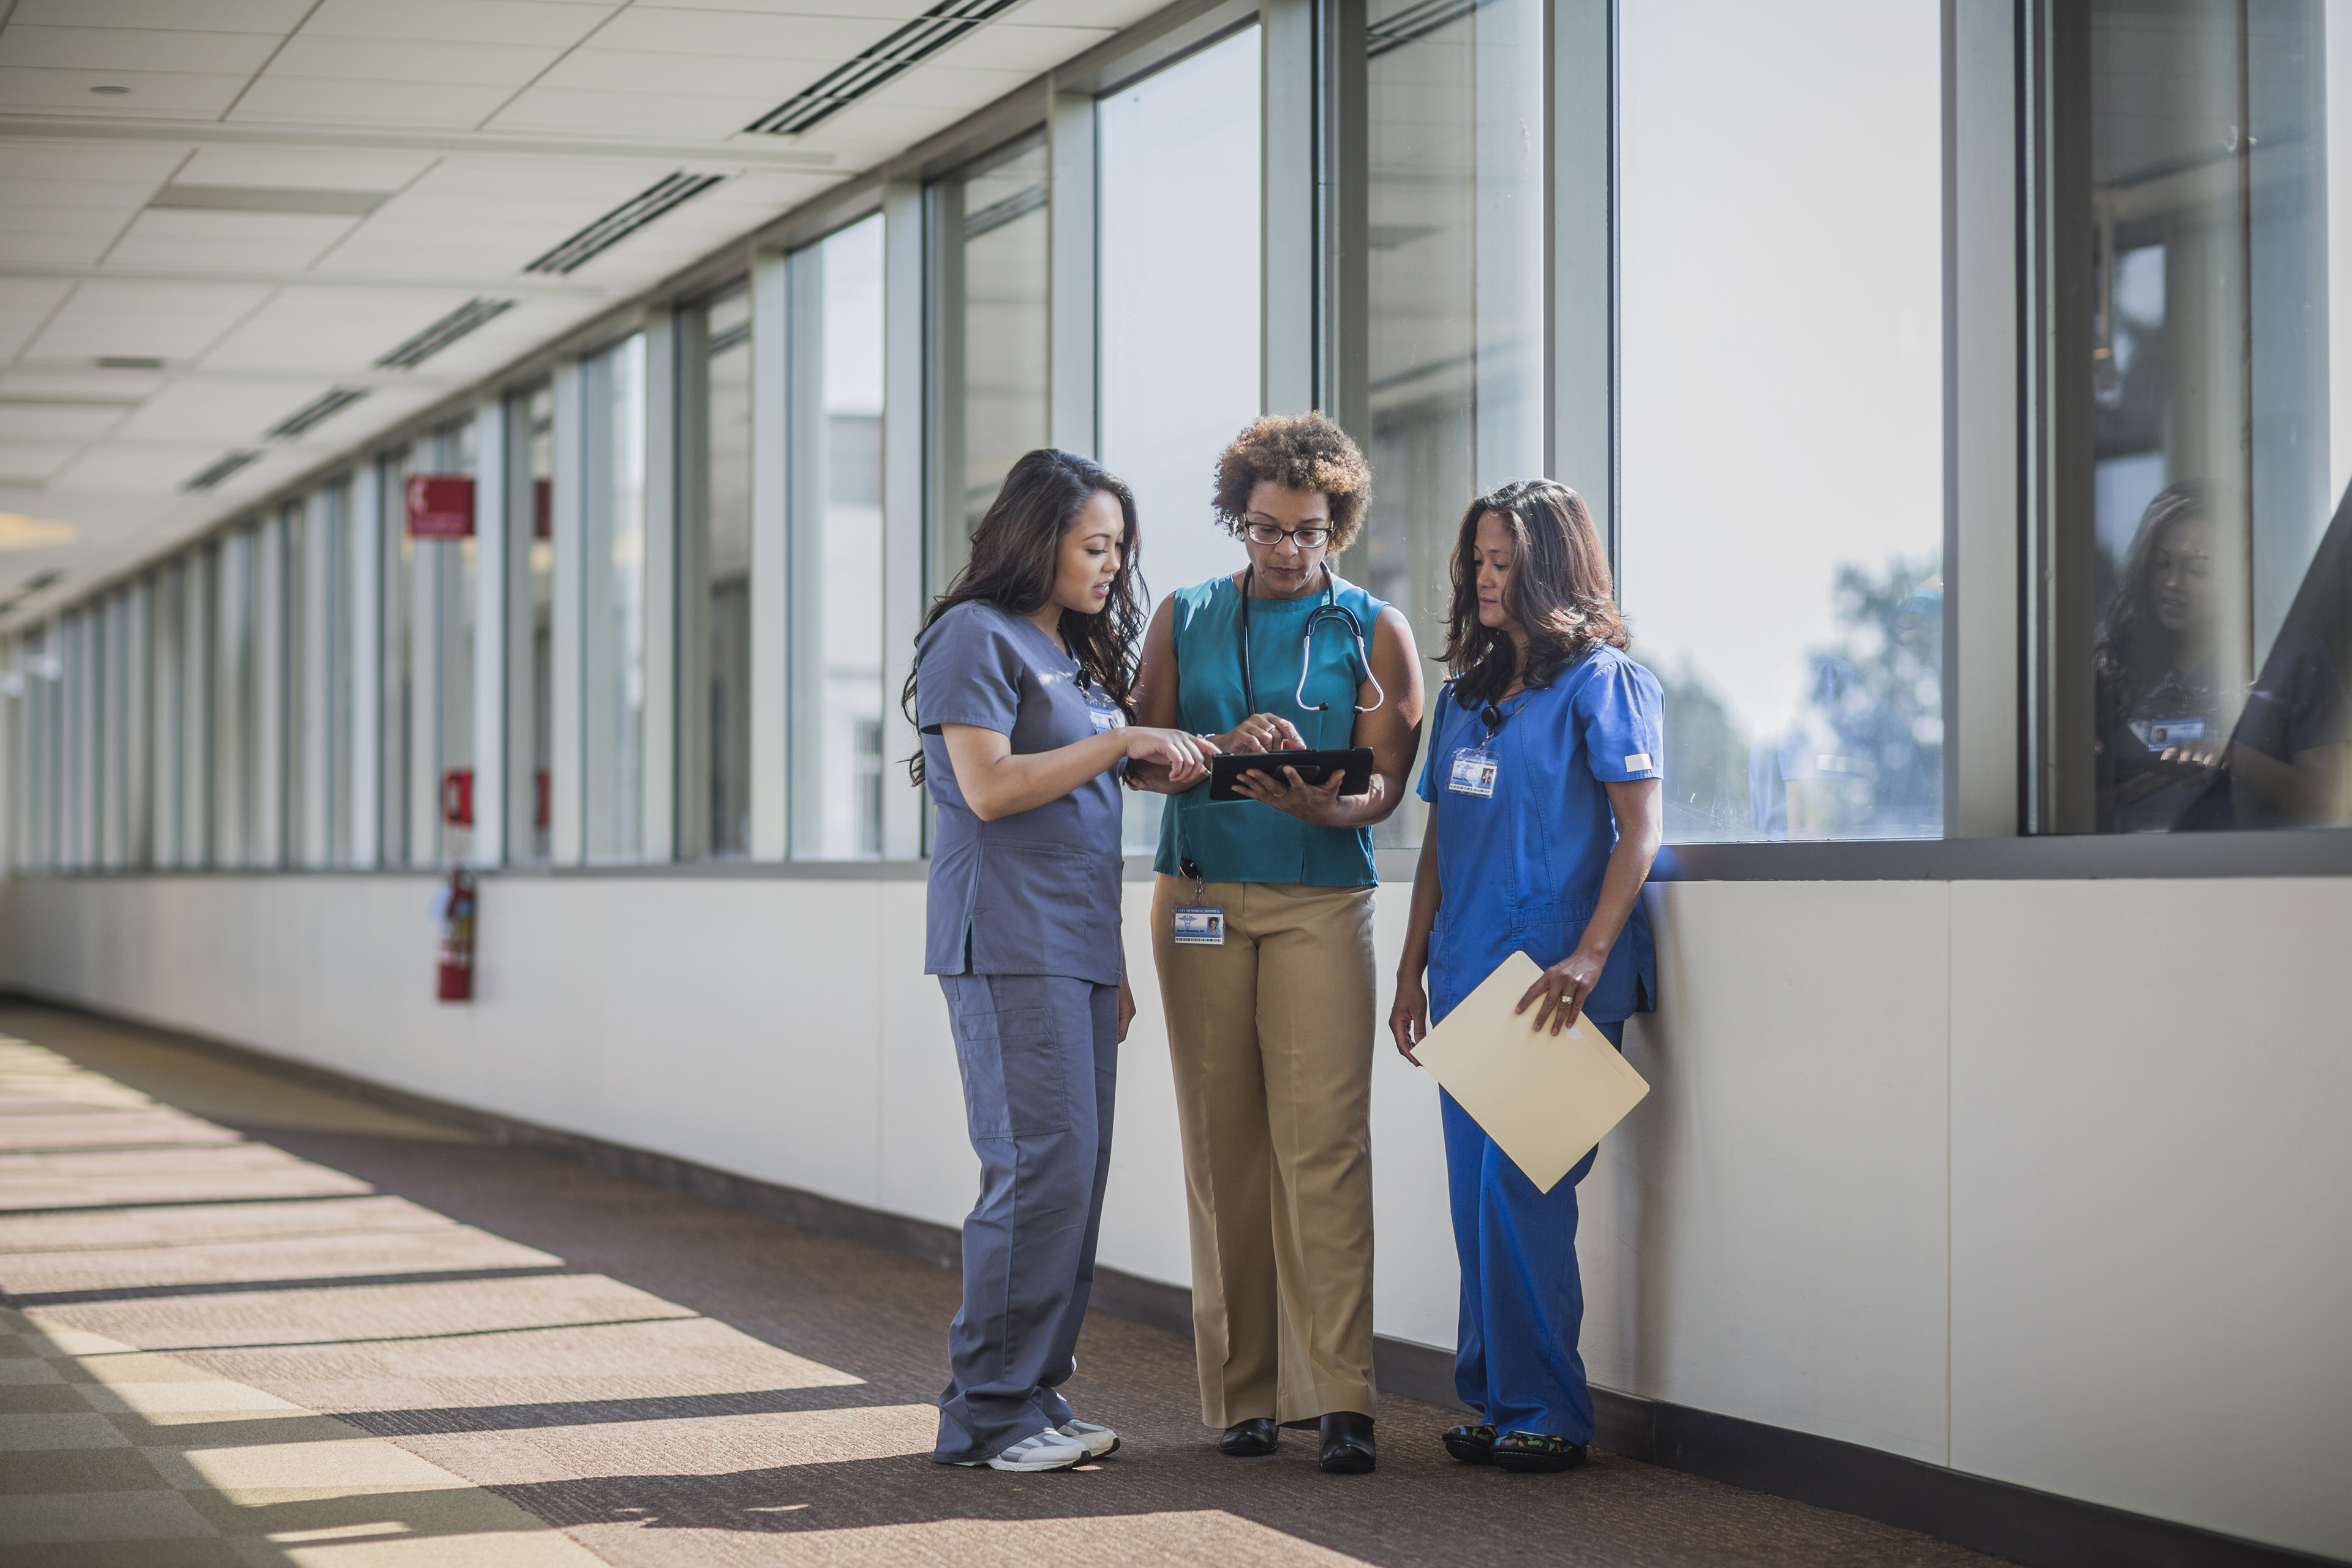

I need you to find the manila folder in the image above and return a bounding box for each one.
[1413,951,1650,1194]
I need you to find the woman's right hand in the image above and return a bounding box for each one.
[1216,713,1306,755]
[1389,973,1431,1065]
[1123,726,1218,785]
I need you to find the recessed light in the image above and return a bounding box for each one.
[89,85,130,96]
[0,516,77,551]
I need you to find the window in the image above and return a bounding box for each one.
[682,288,753,859]
[1098,24,1262,852]
[2049,1,2352,834]
[396,421,477,868]
[213,529,254,867]
[790,216,887,860]
[1619,0,1945,842]
[584,334,648,863]
[513,383,556,864]
[937,137,1049,570]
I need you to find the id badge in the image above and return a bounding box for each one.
[1089,704,1124,733]
[1172,906,1226,946]
[1447,746,1499,797]
[2144,717,2203,747]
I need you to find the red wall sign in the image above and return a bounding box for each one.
[406,474,475,538]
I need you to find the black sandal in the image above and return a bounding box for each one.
[1442,1423,1498,1464]
[1491,1430,1588,1473]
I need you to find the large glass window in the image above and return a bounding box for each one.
[684,288,753,859]
[212,529,254,867]
[790,216,888,860]
[513,383,555,864]
[1619,0,1945,842]
[941,137,1049,557]
[1099,25,1262,851]
[2054,0,2352,834]
[584,334,648,863]
[396,421,476,868]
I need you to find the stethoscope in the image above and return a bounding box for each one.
[1237,564,1385,715]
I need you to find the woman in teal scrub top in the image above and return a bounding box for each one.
[1389,479,1664,1476]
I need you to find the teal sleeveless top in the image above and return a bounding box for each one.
[1152,570,1389,888]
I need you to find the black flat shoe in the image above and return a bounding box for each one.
[1442,1422,1498,1464]
[1491,1430,1586,1474]
[1318,1411,1376,1473]
[1218,1417,1279,1457]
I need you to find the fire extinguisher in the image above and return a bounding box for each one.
[435,766,477,1003]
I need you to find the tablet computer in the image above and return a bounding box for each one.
[1209,747,1375,802]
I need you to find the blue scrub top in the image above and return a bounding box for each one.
[918,600,1128,987]
[1416,646,1665,1025]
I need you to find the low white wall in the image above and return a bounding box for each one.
[3,870,2346,1559]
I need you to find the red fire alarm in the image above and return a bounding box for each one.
[407,474,475,538]
[440,767,474,828]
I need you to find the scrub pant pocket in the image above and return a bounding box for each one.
[933,973,1118,1464]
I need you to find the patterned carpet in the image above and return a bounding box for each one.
[0,1001,1999,1567]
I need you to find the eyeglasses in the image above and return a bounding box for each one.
[1240,518,1333,551]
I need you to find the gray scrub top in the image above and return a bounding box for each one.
[918,600,1128,987]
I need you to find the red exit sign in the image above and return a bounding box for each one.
[405,474,474,538]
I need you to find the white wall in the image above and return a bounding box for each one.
[3,871,2346,1559]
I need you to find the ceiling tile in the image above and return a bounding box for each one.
[537,48,827,98]
[51,442,262,494]
[25,280,274,363]
[175,146,440,192]
[298,0,619,48]
[1005,0,1169,26]
[862,63,1036,113]
[0,176,172,211]
[942,21,1118,74]
[0,367,170,400]
[9,0,312,31]
[115,377,336,443]
[0,66,249,116]
[0,24,280,74]
[576,9,878,59]
[0,203,137,238]
[199,285,486,374]
[0,442,82,483]
[228,75,518,128]
[263,34,567,86]
[0,232,114,268]
[488,86,776,140]
[630,0,931,15]
[103,209,361,273]
[0,145,190,183]
[0,404,134,442]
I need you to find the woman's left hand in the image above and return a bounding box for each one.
[1230,764,1361,824]
[1117,974,1136,1043]
[1516,944,1608,1035]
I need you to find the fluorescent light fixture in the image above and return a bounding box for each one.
[524,175,723,276]
[745,0,1021,137]
[0,514,76,551]
[183,451,260,492]
[375,297,516,371]
[148,184,386,217]
[265,386,369,439]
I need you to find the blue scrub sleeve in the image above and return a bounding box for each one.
[1577,655,1666,782]
[1416,684,1458,803]
[916,606,1023,737]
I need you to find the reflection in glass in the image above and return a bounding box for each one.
[403,421,476,867]
[695,288,753,858]
[584,334,647,862]
[791,216,887,859]
[1362,0,1547,848]
[517,383,554,864]
[2074,1,2352,832]
[958,140,1049,535]
[1619,0,1944,842]
[1098,24,1261,853]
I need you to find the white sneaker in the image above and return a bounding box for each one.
[952,1429,1090,1472]
[1057,1419,1120,1458]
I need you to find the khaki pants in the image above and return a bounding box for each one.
[1152,875,1378,1427]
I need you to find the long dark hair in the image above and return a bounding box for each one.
[1439,479,1628,708]
[2094,480,2211,714]
[902,448,1145,785]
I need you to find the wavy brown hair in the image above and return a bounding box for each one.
[1212,412,1372,551]
[2094,479,2213,714]
[1439,479,1628,709]
[901,448,1145,785]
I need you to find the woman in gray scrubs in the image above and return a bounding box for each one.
[907,448,1215,1472]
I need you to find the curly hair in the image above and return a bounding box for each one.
[2094,479,2213,715]
[1438,479,1629,709]
[1212,412,1372,552]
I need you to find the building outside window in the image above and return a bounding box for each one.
[790,216,886,861]
[1098,24,1261,853]
[682,287,753,859]
[584,334,648,864]
[1618,0,1945,843]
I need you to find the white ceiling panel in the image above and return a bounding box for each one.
[629,0,932,15]
[229,75,519,127]
[0,175,173,210]
[943,22,1119,74]
[51,442,282,496]
[863,64,1037,114]
[385,156,680,200]
[25,280,274,363]
[0,232,115,268]
[0,366,169,400]
[175,146,440,192]
[575,8,879,58]
[199,285,485,374]
[0,205,134,239]
[0,145,190,183]
[537,49,832,97]
[104,209,362,273]
[488,86,777,140]
[0,66,249,116]
[0,24,279,74]
[1006,0,1171,27]
[0,280,75,360]
[114,377,336,443]
[9,0,312,32]
[0,442,83,483]
[263,34,567,86]
[299,0,620,48]
[0,404,134,442]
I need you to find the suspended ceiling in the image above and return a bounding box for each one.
[0,0,1161,628]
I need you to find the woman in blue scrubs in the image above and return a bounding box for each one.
[908,449,1216,1472]
[1388,478,1664,1476]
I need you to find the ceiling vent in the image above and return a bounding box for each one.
[183,451,260,492]
[744,0,1021,137]
[524,175,723,276]
[265,386,369,440]
[375,297,516,371]
[1368,0,1500,58]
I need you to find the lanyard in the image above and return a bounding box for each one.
[1235,566,1385,715]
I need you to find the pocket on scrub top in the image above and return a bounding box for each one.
[954,1003,1071,1139]
[969,838,1118,978]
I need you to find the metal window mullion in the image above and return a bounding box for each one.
[300,490,334,865]
[184,548,214,868]
[675,303,715,861]
[126,578,151,868]
[502,392,540,862]
[786,243,827,859]
[1046,88,1097,456]
[472,396,511,868]
[925,178,968,601]
[551,356,589,866]
[881,179,927,860]
[349,464,383,868]
[1261,0,1317,416]
[100,594,129,869]
[748,249,792,862]
[641,307,682,864]
[214,534,249,869]
[254,511,288,869]
[1549,0,1616,550]
[150,569,179,868]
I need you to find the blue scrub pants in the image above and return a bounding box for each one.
[1441,1015,1624,1444]
[932,973,1118,1464]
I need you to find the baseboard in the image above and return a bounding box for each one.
[10,992,2336,1568]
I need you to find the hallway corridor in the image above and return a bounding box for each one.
[0,1001,1996,1567]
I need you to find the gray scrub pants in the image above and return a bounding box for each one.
[932,972,1118,1464]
